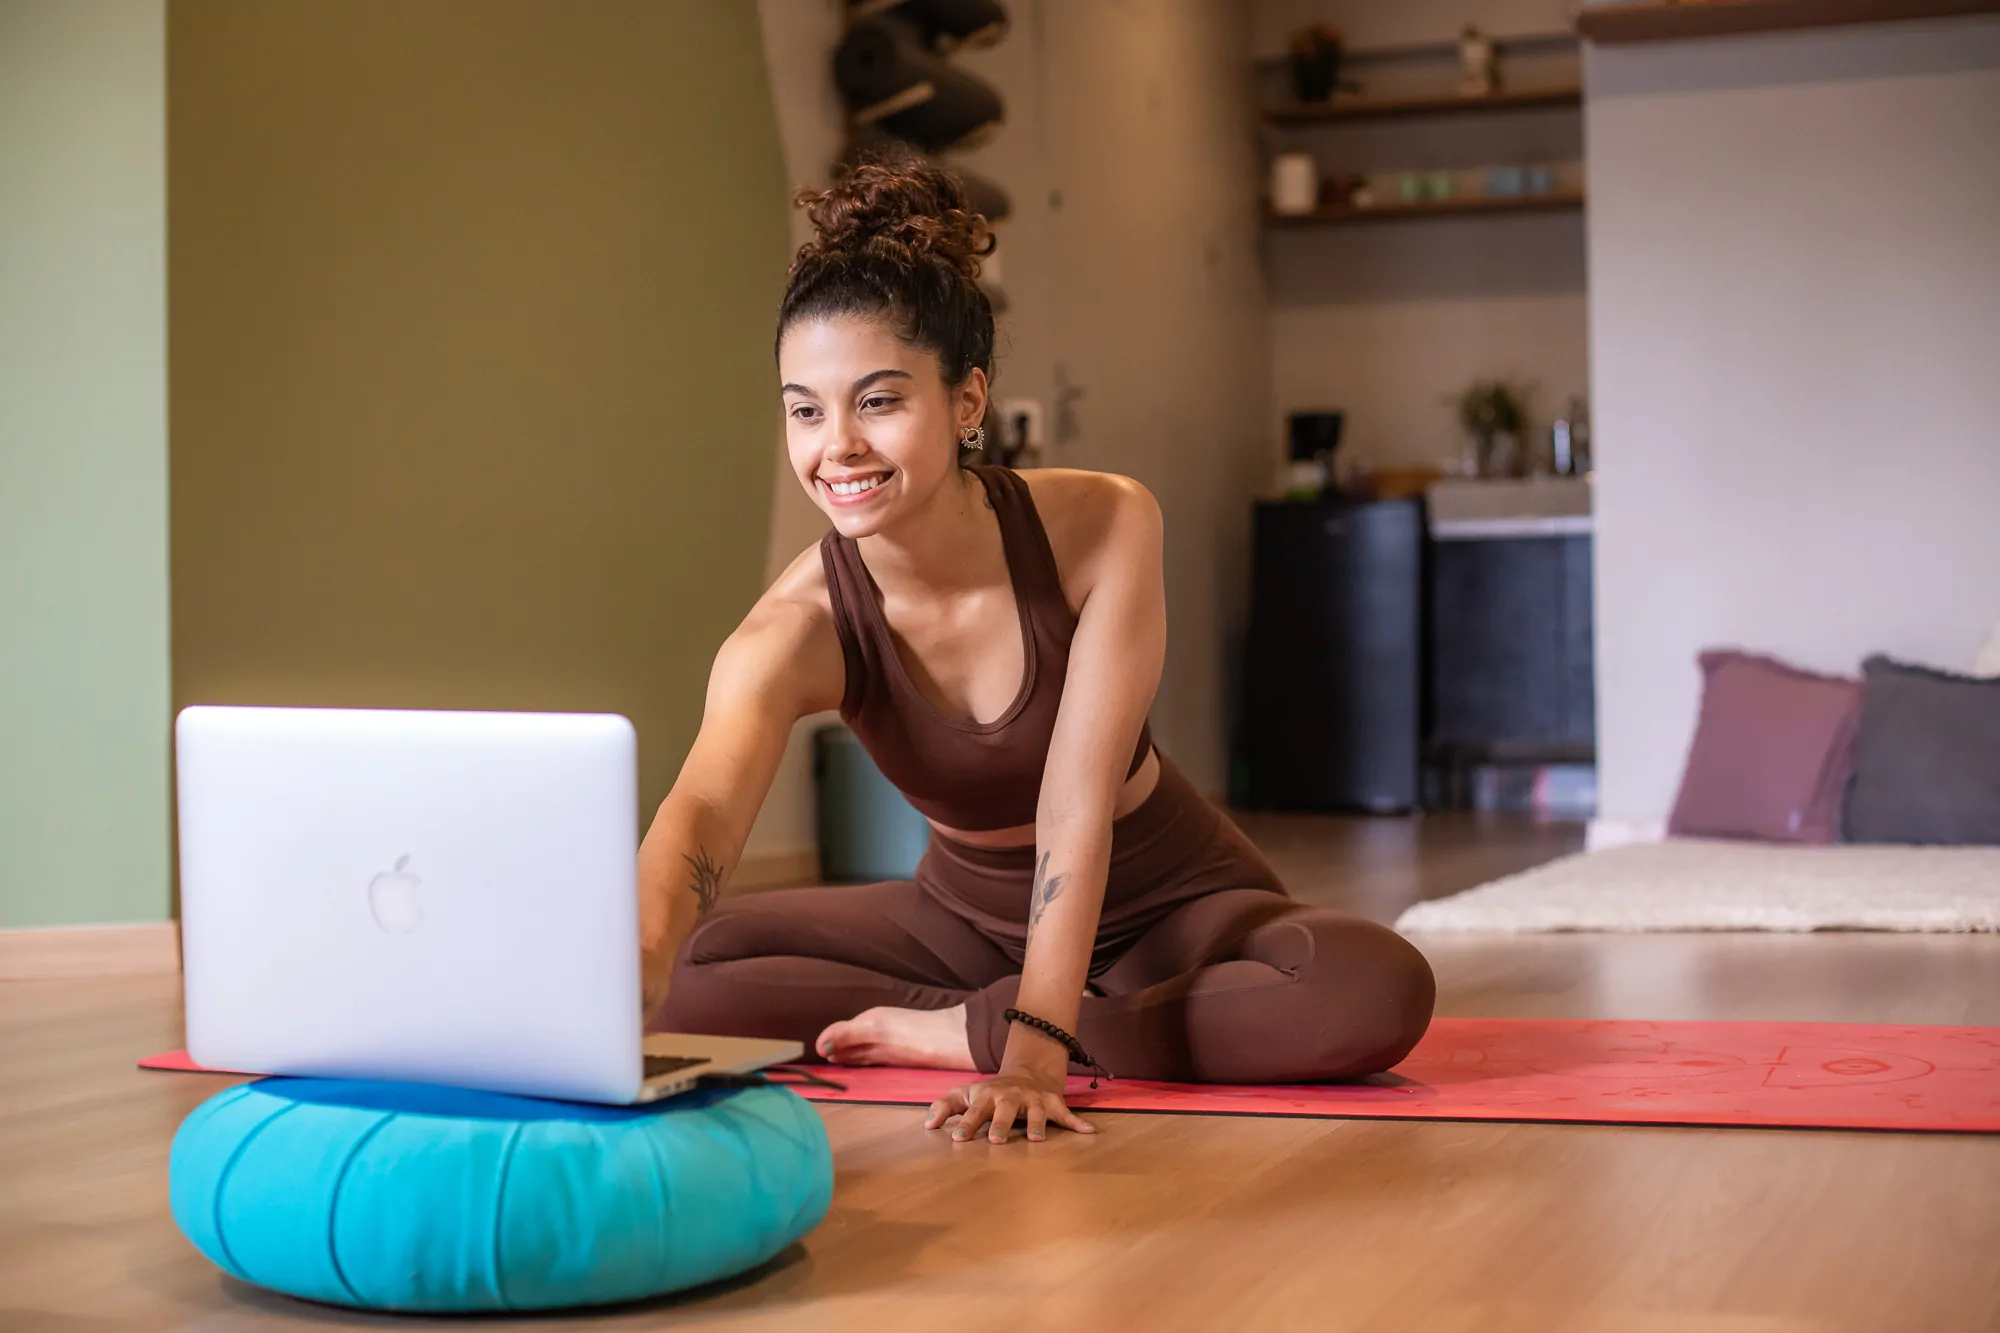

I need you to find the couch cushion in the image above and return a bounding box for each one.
[1667,650,1862,844]
[1844,656,2000,846]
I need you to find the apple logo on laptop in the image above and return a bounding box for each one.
[367,855,423,933]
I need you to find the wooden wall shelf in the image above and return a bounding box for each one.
[1267,85,1583,125]
[1577,0,2000,44]
[1268,191,1586,227]
[1253,32,1578,67]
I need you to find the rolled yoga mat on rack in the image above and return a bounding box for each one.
[834,16,1004,151]
[852,0,1010,50]
[145,1018,2000,1135]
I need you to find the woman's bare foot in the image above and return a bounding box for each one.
[816,1005,977,1071]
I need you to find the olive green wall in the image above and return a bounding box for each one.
[0,1,171,929]
[169,1,790,822]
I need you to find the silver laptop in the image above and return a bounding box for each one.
[176,705,800,1104]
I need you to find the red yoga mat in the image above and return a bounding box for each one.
[140,1018,2000,1134]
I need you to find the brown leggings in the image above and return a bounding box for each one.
[652,757,1436,1084]
[655,879,1435,1083]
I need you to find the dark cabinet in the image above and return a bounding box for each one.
[1428,533,1594,755]
[1237,503,1596,816]
[1239,498,1425,813]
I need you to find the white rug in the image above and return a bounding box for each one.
[1395,839,2000,934]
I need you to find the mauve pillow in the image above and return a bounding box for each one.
[1843,656,2000,846]
[1666,650,1862,844]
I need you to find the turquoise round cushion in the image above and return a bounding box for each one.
[169,1077,833,1313]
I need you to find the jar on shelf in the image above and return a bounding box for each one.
[1270,153,1319,216]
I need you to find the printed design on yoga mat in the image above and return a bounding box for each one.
[140,1019,2000,1133]
[774,1020,2000,1133]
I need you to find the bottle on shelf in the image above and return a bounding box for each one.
[1550,395,1591,476]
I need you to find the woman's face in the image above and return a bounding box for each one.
[778,313,987,539]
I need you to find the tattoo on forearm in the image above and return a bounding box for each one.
[1026,851,1067,943]
[683,849,724,918]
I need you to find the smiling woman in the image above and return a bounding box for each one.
[639,155,1438,1147]
[776,158,997,522]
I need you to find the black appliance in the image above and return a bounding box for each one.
[1240,497,1425,813]
[1287,410,1344,466]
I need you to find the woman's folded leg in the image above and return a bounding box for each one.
[649,879,1017,1054]
[961,889,1435,1083]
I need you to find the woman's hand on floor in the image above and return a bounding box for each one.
[925,1071,1096,1144]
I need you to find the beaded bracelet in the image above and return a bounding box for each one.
[1002,1007,1113,1088]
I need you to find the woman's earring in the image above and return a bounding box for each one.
[960,425,986,451]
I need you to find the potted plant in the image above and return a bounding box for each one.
[1288,25,1346,104]
[1449,379,1534,477]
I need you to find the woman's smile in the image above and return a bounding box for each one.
[820,470,894,506]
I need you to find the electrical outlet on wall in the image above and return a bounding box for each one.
[998,398,1044,453]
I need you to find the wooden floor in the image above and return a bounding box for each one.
[6,814,1999,1332]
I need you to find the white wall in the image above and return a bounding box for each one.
[1027,0,1271,794]
[748,0,1271,865]
[1269,220,1588,471]
[1588,17,2000,822]
[0,1,170,928]
[743,0,847,867]
[756,0,849,590]
[1257,0,1588,471]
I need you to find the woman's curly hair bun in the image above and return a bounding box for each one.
[778,152,998,391]
[794,154,995,284]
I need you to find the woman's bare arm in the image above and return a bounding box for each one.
[638,588,843,1018]
[1006,476,1166,1077]
[929,473,1165,1143]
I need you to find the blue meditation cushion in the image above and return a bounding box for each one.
[169,1077,833,1313]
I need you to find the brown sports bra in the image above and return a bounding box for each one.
[819,465,1154,832]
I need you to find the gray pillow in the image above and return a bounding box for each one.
[1843,655,2000,845]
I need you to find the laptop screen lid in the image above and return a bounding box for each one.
[177,705,646,1103]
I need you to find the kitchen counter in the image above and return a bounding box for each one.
[1426,475,1592,538]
